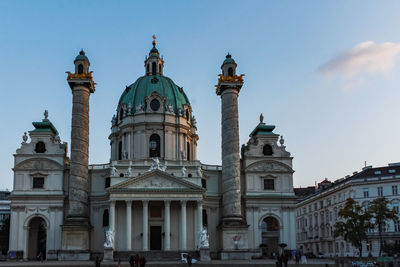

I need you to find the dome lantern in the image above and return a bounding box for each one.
[144,35,164,76]
[221,53,237,77]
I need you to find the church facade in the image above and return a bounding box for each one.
[9,39,296,260]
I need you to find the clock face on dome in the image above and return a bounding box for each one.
[150,99,160,111]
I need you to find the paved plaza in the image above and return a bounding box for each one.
[0,259,335,267]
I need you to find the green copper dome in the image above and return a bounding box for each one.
[74,50,89,62]
[118,75,190,114]
[222,54,235,65]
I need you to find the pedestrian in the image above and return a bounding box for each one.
[295,251,300,264]
[187,254,192,267]
[283,253,289,267]
[129,255,134,267]
[135,254,140,267]
[278,254,283,267]
[94,256,101,267]
[117,258,121,267]
[141,255,147,267]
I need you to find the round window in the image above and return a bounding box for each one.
[150,99,160,111]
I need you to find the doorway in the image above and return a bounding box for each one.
[150,226,162,250]
[261,216,280,257]
[28,217,47,260]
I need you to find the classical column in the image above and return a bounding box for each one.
[126,200,132,250]
[142,200,149,251]
[180,200,187,250]
[110,201,116,234]
[164,200,171,250]
[197,201,203,248]
[216,55,244,225]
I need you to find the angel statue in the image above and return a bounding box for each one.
[104,228,114,248]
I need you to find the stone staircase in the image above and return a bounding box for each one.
[113,250,199,261]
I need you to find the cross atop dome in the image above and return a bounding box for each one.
[152,34,156,47]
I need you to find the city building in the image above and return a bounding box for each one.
[8,38,296,261]
[295,163,400,257]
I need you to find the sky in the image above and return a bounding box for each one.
[0,1,399,190]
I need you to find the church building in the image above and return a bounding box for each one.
[9,38,297,261]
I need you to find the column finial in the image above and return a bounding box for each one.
[152,34,156,47]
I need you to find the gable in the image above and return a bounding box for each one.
[14,158,63,171]
[109,169,203,192]
[246,160,293,173]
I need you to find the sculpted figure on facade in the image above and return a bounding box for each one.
[104,229,114,248]
[199,227,210,249]
[110,165,117,176]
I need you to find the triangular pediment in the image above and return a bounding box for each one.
[108,169,204,193]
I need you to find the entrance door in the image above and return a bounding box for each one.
[150,226,162,250]
[28,217,47,260]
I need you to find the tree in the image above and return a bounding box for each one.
[334,198,373,257]
[368,197,398,256]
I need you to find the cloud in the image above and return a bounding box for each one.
[318,41,400,89]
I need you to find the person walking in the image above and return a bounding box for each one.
[295,251,300,264]
[283,253,289,267]
[187,254,192,267]
[140,255,147,267]
[129,255,134,267]
[94,256,101,267]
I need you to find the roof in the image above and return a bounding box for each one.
[118,75,190,114]
[222,54,236,66]
[32,120,58,135]
[249,123,276,137]
[74,50,89,62]
[298,163,400,203]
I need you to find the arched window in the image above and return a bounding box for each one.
[263,144,273,156]
[78,64,84,74]
[228,67,234,77]
[35,141,46,153]
[186,110,190,120]
[152,62,156,75]
[187,142,191,161]
[103,209,109,227]
[147,64,149,73]
[118,141,122,160]
[149,134,160,157]
[159,64,161,73]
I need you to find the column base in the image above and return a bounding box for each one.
[60,221,92,260]
[103,247,114,261]
[218,221,249,251]
[199,248,211,261]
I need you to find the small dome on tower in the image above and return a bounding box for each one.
[74,50,89,62]
[222,53,236,65]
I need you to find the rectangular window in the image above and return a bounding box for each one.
[363,188,369,198]
[320,201,324,209]
[263,179,274,190]
[393,185,398,195]
[393,206,399,214]
[314,203,317,210]
[33,177,44,189]
[378,187,383,197]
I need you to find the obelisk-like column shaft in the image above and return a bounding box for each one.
[221,88,242,220]
[68,85,90,220]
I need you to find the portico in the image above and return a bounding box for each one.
[107,170,204,251]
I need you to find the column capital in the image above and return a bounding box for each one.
[142,200,149,207]
[180,200,187,206]
[126,200,132,206]
[110,200,116,206]
[164,200,171,206]
[197,200,203,205]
